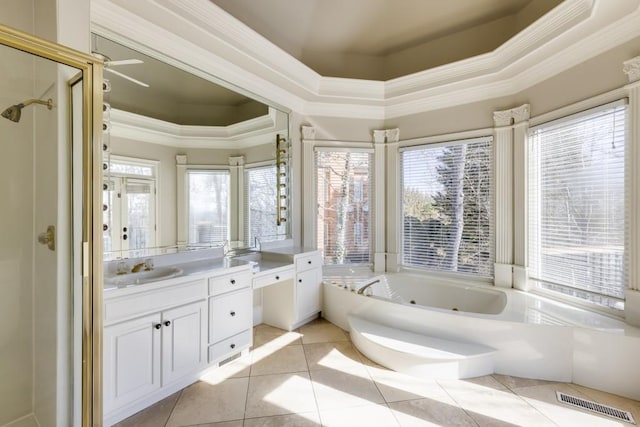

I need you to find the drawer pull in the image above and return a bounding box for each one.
[230,279,236,285]
[230,311,236,317]
[154,323,162,330]
[164,320,171,327]
[275,275,280,280]
[308,260,312,264]
[230,343,236,349]
[298,279,302,283]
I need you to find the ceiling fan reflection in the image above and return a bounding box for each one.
[93,52,150,88]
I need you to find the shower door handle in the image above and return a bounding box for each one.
[37,226,55,251]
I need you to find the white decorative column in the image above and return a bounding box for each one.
[372,128,398,272]
[228,156,245,245]
[175,154,188,247]
[385,131,401,272]
[512,105,531,291]
[301,126,316,249]
[492,104,530,288]
[493,109,515,288]
[623,56,640,326]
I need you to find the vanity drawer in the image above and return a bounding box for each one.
[104,279,206,325]
[208,270,251,296]
[208,329,252,363]
[209,289,252,343]
[295,252,322,272]
[252,266,294,289]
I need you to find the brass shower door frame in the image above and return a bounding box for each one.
[0,23,104,426]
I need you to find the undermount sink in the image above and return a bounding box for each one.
[104,266,183,286]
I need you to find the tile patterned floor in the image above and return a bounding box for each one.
[115,319,640,427]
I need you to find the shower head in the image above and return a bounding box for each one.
[1,98,53,123]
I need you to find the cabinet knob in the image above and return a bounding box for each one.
[230,311,236,317]
[230,343,236,349]
[154,323,162,330]
[230,279,236,285]
[308,260,312,264]
[275,276,280,280]
[164,320,171,327]
[298,279,302,283]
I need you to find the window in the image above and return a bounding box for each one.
[400,138,493,276]
[103,157,157,257]
[186,170,230,245]
[244,165,287,246]
[316,149,373,265]
[528,101,627,310]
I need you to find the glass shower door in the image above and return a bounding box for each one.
[0,39,84,427]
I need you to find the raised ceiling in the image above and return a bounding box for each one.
[92,0,640,120]
[210,0,562,80]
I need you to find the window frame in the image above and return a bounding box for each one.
[103,155,158,258]
[311,144,375,268]
[398,136,495,279]
[526,99,628,312]
[183,167,231,246]
[244,161,288,247]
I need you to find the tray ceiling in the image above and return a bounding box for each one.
[210,0,561,80]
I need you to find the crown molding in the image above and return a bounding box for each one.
[92,0,640,120]
[109,108,284,149]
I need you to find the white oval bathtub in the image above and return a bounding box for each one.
[322,272,640,401]
[354,274,507,315]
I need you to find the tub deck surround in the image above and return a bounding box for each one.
[349,315,496,380]
[323,273,640,401]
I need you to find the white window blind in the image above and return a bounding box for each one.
[244,165,287,247]
[400,138,494,276]
[187,170,230,245]
[316,149,373,265]
[528,101,627,309]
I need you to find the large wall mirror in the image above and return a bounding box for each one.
[94,34,290,260]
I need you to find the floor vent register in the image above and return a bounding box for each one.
[556,391,636,424]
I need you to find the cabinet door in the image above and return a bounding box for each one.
[161,301,207,386]
[296,268,322,321]
[209,289,252,344]
[103,313,162,413]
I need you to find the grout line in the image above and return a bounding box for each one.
[300,334,323,425]
[242,349,253,422]
[163,389,184,427]
[436,380,481,427]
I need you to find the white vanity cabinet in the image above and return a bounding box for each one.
[295,254,323,321]
[103,278,207,420]
[207,268,253,364]
[103,312,162,413]
[261,249,323,331]
[162,301,207,384]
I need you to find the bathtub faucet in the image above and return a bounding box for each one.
[357,279,380,295]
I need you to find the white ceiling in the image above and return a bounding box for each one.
[210,0,561,79]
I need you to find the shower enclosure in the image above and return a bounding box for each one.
[0,25,102,426]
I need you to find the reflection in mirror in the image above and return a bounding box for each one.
[93,35,290,260]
